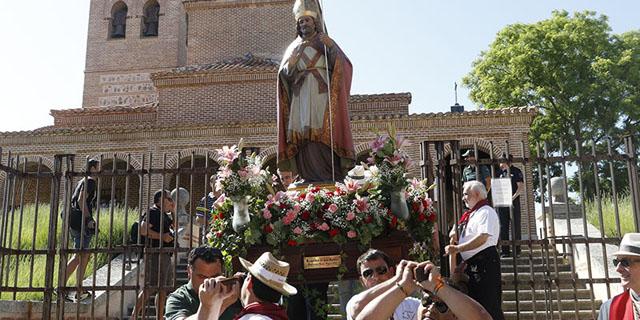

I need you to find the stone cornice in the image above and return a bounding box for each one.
[349,92,411,104]
[153,70,276,87]
[183,0,292,11]
[50,104,158,116]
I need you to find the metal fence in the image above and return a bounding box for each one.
[421,136,640,319]
[0,135,638,319]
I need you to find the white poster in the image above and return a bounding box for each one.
[492,178,513,207]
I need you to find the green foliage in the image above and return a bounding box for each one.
[0,204,129,301]
[464,10,639,147]
[585,194,634,238]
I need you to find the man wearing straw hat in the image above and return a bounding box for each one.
[598,233,640,319]
[235,252,297,320]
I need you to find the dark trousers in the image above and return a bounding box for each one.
[286,282,329,320]
[465,246,505,320]
[498,198,521,254]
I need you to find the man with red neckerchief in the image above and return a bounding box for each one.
[598,233,640,319]
[445,181,504,320]
[235,252,297,320]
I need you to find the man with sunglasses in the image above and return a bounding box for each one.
[165,246,242,320]
[598,233,640,320]
[346,249,421,320]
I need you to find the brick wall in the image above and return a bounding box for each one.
[82,0,186,107]
[184,0,294,64]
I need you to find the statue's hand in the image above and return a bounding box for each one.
[319,33,335,48]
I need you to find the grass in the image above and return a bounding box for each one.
[0,204,133,301]
[586,194,634,238]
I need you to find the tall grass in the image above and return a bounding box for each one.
[0,204,132,301]
[586,194,634,238]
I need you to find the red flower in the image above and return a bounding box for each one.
[287,239,298,246]
[312,186,321,193]
[279,203,288,209]
[328,229,339,238]
[418,213,426,222]
[299,193,306,201]
[390,216,398,228]
[326,191,334,197]
[263,224,273,233]
[215,232,223,238]
[323,203,330,210]
[412,202,421,212]
[218,211,224,219]
[301,210,311,221]
[427,213,437,222]
[309,222,317,230]
[365,215,373,224]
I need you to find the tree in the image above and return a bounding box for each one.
[464,10,638,146]
[463,11,639,199]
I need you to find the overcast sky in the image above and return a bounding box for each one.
[0,0,638,132]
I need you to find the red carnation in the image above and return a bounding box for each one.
[313,186,321,193]
[365,215,373,224]
[328,229,339,238]
[323,203,330,210]
[418,213,426,222]
[412,202,421,212]
[309,222,318,230]
[218,211,224,219]
[326,191,334,197]
[279,203,288,209]
[263,224,273,233]
[299,193,306,201]
[301,210,311,221]
[427,213,437,222]
[390,216,398,228]
[215,232,223,238]
[287,239,298,246]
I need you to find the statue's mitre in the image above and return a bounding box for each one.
[293,0,321,21]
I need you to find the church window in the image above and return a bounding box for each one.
[142,0,160,37]
[110,1,128,39]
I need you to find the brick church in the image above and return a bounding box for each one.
[0,0,537,237]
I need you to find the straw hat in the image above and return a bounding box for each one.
[612,233,640,257]
[239,252,297,296]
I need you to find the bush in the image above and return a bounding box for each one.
[586,194,634,238]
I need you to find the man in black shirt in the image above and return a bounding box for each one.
[497,155,524,257]
[131,189,176,319]
[62,158,99,302]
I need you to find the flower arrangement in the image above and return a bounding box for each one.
[214,140,270,201]
[208,131,436,259]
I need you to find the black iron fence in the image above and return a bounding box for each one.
[0,135,638,319]
[421,135,639,319]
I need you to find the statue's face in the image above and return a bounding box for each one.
[297,16,316,38]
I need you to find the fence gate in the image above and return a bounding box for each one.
[420,136,640,320]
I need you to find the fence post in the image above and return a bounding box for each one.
[625,137,640,232]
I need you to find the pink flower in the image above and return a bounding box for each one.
[292,204,302,214]
[385,151,403,165]
[328,204,339,213]
[347,230,357,238]
[238,169,248,178]
[346,211,356,221]
[318,223,330,231]
[395,136,410,149]
[370,136,388,153]
[262,208,272,219]
[216,145,239,163]
[355,198,369,213]
[283,211,297,225]
[293,227,303,235]
[305,192,315,202]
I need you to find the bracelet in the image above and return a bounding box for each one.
[395,282,410,297]
[433,276,445,296]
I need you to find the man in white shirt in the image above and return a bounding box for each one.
[445,181,504,320]
[346,249,421,320]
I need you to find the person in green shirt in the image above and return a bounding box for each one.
[165,246,243,320]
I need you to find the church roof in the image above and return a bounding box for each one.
[49,103,158,116]
[152,53,279,79]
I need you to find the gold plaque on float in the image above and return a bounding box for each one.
[303,255,342,269]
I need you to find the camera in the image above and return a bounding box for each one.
[414,267,430,282]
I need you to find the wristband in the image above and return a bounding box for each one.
[433,276,445,296]
[395,282,409,297]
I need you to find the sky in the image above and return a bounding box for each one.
[0,0,638,132]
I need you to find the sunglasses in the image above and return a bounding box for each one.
[361,266,388,279]
[613,258,640,268]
